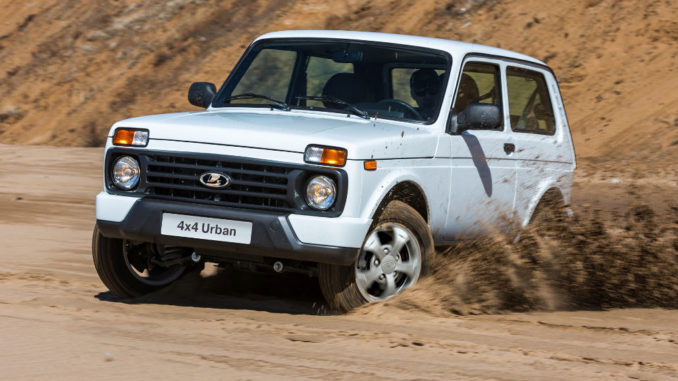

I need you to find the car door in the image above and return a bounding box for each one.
[441,58,518,240]
[503,64,576,227]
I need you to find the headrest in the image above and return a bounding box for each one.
[321,73,370,108]
[455,73,479,112]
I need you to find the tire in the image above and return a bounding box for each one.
[529,194,568,238]
[92,225,189,299]
[318,201,435,312]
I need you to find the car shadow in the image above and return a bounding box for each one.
[461,132,492,197]
[95,264,329,315]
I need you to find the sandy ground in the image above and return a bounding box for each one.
[0,143,677,380]
[1,1,676,379]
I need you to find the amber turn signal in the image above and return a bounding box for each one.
[304,145,347,167]
[113,128,149,147]
[320,148,347,166]
[363,160,377,171]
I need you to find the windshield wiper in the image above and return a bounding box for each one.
[296,95,370,119]
[225,93,290,111]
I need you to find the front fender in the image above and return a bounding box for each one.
[358,159,450,238]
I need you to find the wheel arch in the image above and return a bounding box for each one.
[525,186,566,226]
[370,180,430,225]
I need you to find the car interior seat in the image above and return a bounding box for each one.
[322,73,371,109]
[454,73,479,114]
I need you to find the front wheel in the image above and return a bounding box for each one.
[92,225,189,299]
[318,201,434,312]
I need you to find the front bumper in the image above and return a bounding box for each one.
[95,192,370,265]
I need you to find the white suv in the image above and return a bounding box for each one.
[93,30,575,311]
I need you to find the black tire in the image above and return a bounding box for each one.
[529,194,568,238]
[92,225,188,299]
[318,201,435,312]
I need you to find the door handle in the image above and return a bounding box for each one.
[504,143,515,154]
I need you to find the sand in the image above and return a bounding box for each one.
[0,144,676,380]
[1,0,677,378]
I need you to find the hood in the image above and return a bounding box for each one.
[110,109,440,159]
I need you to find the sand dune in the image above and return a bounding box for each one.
[0,0,676,168]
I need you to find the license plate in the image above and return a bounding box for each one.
[161,213,252,244]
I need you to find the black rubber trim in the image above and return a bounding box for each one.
[96,198,359,266]
[105,148,348,217]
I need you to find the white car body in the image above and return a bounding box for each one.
[97,30,575,255]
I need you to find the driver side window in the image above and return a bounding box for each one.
[453,62,503,130]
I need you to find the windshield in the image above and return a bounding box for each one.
[213,39,451,123]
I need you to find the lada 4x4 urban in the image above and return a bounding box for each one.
[93,30,576,311]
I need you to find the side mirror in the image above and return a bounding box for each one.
[188,82,217,108]
[448,103,501,134]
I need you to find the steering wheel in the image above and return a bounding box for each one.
[376,99,422,120]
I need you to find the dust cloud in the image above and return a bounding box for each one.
[374,204,678,316]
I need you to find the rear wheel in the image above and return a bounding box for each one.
[529,193,568,238]
[318,201,434,312]
[92,225,190,298]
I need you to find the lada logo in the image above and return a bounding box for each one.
[199,172,231,189]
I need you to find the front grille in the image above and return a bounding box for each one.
[144,153,295,211]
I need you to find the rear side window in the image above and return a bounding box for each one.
[506,67,556,135]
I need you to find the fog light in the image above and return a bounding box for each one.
[305,176,336,210]
[112,156,140,190]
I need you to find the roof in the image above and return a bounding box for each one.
[255,30,545,66]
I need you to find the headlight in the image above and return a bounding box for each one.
[305,175,336,210]
[112,156,140,190]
